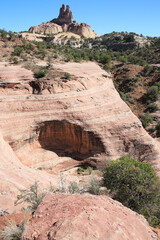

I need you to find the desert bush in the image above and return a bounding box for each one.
[8,31,16,41]
[68,181,80,194]
[148,103,158,113]
[87,177,101,195]
[46,55,53,69]
[103,155,160,226]
[64,72,71,80]
[103,64,111,72]
[87,167,93,175]
[77,166,93,175]
[25,43,35,51]
[11,57,19,64]
[143,65,152,75]
[140,112,153,128]
[21,54,28,62]
[0,29,8,41]
[14,181,46,212]
[77,167,85,174]
[99,54,111,64]
[147,85,159,102]
[0,217,27,240]
[13,47,24,56]
[119,91,126,101]
[34,69,48,78]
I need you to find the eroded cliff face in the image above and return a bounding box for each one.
[38,120,105,159]
[0,61,160,172]
[1,61,160,210]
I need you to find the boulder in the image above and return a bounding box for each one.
[23,193,159,240]
[29,22,63,35]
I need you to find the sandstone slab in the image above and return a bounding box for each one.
[23,193,159,240]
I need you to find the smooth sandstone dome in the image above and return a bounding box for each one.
[0,61,160,211]
[23,194,159,240]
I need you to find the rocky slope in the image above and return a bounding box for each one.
[1,61,160,211]
[29,4,97,38]
[0,130,60,212]
[23,193,159,240]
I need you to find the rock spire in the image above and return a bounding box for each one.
[52,4,73,25]
[29,4,97,38]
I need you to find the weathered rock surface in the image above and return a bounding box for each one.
[51,4,73,26]
[23,194,159,240]
[1,61,160,210]
[29,22,63,35]
[0,130,60,212]
[19,32,44,42]
[29,4,97,38]
[0,212,31,231]
[68,22,97,38]
[99,32,151,50]
[0,62,33,95]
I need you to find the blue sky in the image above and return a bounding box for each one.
[0,0,159,37]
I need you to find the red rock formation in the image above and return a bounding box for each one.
[38,120,105,159]
[29,4,97,38]
[1,61,160,211]
[51,4,73,25]
[23,194,159,240]
[29,22,63,35]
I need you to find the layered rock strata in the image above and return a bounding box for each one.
[1,61,160,209]
[0,131,59,212]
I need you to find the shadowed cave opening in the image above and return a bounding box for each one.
[38,120,105,160]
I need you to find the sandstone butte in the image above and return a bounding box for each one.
[22,194,159,240]
[29,4,97,38]
[0,61,160,214]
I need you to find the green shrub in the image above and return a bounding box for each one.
[34,69,48,78]
[68,181,80,194]
[99,54,111,64]
[147,86,159,102]
[140,112,153,128]
[12,57,19,64]
[21,54,28,61]
[13,47,24,56]
[14,181,45,212]
[148,103,158,113]
[103,64,111,72]
[77,166,93,175]
[64,72,71,80]
[46,55,53,69]
[119,91,126,101]
[0,29,8,41]
[143,65,152,75]
[87,166,93,175]
[39,49,47,59]
[103,155,160,226]
[87,177,101,195]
